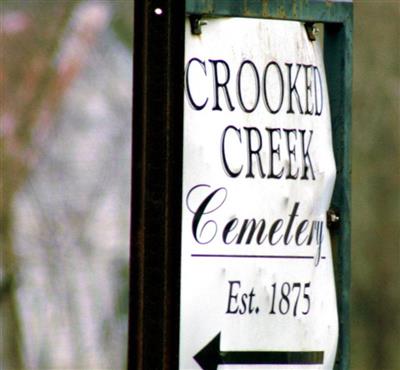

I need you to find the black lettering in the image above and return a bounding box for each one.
[221,125,243,177]
[244,127,266,178]
[286,63,304,114]
[226,281,241,314]
[299,129,315,180]
[209,59,235,111]
[236,219,268,244]
[269,219,283,245]
[266,128,284,179]
[307,221,319,245]
[295,220,309,245]
[314,66,323,115]
[304,64,314,115]
[222,218,239,244]
[284,202,299,245]
[237,60,260,113]
[314,221,324,266]
[186,185,227,244]
[248,288,257,314]
[239,293,248,314]
[283,128,299,179]
[185,58,208,110]
[263,61,284,114]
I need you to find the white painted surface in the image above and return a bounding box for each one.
[180,18,338,370]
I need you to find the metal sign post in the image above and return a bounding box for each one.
[130,1,352,369]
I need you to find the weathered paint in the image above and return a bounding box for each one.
[186,0,352,24]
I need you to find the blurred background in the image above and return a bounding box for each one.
[0,1,398,369]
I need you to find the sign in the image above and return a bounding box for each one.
[180,18,338,369]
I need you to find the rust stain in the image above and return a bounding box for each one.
[262,0,269,18]
[242,0,255,18]
[243,0,249,16]
[277,5,288,19]
[292,0,298,18]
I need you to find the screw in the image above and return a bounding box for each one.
[327,209,340,228]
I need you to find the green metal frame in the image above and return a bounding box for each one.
[185,1,353,369]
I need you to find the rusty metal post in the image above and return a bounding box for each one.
[129,1,185,369]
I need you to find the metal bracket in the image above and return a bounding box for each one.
[189,14,207,35]
[305,22,317,41]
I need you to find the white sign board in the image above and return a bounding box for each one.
[180,18,338,370]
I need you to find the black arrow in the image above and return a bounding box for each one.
[194,332,324,370]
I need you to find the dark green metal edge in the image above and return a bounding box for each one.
[185,1,353,370]
[325,14,353,370]
[186,0,352,23]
